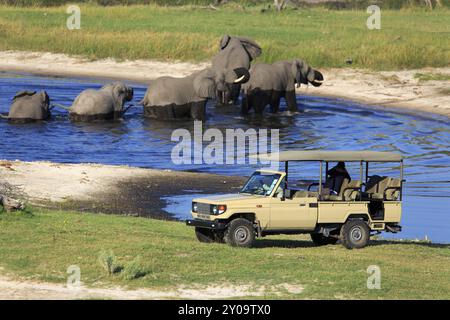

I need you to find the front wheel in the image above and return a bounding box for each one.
[340,220,370,249]
[195,227,215,243]
[224,218,256,248]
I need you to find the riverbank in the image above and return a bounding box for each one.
[0,160,245,218]
[1,50,449,117]
[0,207,449,299]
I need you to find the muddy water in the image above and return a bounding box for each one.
[1,72,449,243]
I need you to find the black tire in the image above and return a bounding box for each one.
[340,220,370,249]
[224,218,256,248]
[310,233,338,246]
[195,227,215,243]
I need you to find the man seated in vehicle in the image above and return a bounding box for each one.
[325,162,351,194]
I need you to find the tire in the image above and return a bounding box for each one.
[224,218,256,248]
[310,233,338,246]
[340,220,370,249]
[195,227,215,243]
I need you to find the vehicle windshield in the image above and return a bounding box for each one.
[240,172,282,196]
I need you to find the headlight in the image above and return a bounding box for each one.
[192,202,198,213]
[211,204,227,215]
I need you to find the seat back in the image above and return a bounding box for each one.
[385,178,401,200]
[343,180,361,201]
[365,176,390,193]
[336,178,350,198]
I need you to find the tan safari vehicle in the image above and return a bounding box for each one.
[186,151,404,249]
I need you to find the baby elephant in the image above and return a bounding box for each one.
[141,67,249,121]
[241,59,324,114]
[1,91,51,123]
[67,82,133,121]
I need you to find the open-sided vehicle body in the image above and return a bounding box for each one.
[186,151,404,249]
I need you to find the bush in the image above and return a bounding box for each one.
[122,256,150,280]
[98,250,122,275]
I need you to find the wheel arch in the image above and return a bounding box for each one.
[345,213,371,223]
[227,212,256,223]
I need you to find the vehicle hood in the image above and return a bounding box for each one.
[193,193,263,204]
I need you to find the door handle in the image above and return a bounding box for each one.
[299,203,306,207]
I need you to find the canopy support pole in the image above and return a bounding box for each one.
[319,161,323,199]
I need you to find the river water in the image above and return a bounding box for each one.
[0,72,449,243]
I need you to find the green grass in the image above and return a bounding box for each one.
[0,5,449,70]
[415,72,450,81]
[0,208,449,299]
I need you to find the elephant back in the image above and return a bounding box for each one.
[9,91,50,120]
[71,89,115,116]
[144,75,199,106]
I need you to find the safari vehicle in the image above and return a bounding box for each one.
[186,151,404,249]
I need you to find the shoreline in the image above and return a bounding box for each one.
[1,50,449,118]
[0,160,245,219]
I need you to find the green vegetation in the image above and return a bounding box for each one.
[0,208,449,299]
[1,0,449,9]
[0,4,449,70]
[415,72,450,81]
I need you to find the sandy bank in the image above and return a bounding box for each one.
[1,50,449,117]
[0,160,244,218]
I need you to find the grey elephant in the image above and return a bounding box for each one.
[58,82,133,121]
[211,35,261,105]
[141,67,249,120]
[0,90,51,122]
[241,59,324,114]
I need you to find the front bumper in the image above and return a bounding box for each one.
[185,219,227,230]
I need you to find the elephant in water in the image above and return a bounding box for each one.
[211,35,261,105]
[1,90,51,123]
[62,82,133,121]
[241,59,324,114]
[141,67,249,120]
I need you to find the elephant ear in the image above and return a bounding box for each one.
[13,90,36,101]
[291,59,310,85]
[110,82,129,110]
[236,36,262,60]
[39,91,50,106]
[219,35,231,50]
[193,70,216,99]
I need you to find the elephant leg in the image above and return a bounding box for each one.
[190,101,206,120]
[285,90,298,112]
[241,94,249,115]
[269,92,281,113]
[230,84,241,105]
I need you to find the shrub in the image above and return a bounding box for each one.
[98,250,122,275]
[122,256,150,280]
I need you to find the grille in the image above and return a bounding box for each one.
[197,203,211,215]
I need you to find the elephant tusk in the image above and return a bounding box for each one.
[0,114,9,119]
[234,74,246,83]
[314,79,324,83]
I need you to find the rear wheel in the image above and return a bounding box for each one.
[195,227,215,243]
[340,220,370,249]
[310,233,338,246]
[224,218,256,248]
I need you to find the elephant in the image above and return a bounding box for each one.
[141,67,249,120]
[59,82,133,121]
[211,35,261,105]
[0,90,51,122]
[241,59,324,114]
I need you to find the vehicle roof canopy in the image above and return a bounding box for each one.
[256,151,403,162]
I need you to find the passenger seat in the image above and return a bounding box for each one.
[385,178,401,200]
[364,175,391,200]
